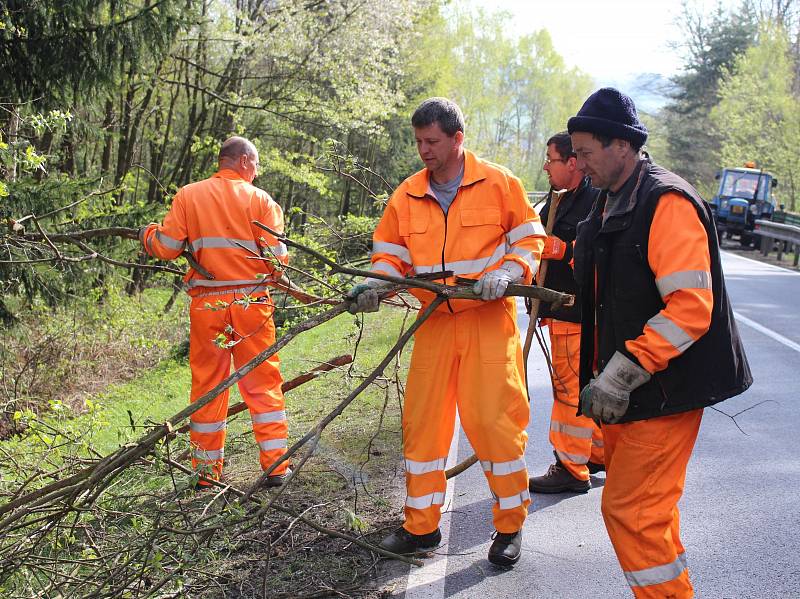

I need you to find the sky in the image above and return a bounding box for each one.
[472,0,740,109]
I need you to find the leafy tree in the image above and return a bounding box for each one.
[663,1,757,194]
[430,6,593,191]
[711,23,800,210]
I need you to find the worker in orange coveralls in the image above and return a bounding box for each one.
[139,136,291,489]
[569,88,752,598]
[527,131,604,495]
[346,98,546,567]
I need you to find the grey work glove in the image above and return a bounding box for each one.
[345,278,389,314]
[580,351,652,424]
[472,261,524,301]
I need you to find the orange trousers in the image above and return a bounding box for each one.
[188,292,288,482]
[546,320,604,480]
[402,298,530,536]
[602,409,703,599]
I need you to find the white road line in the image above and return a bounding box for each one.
[722,250,800,275]
[404,420,461,599]
[734,311,800,354]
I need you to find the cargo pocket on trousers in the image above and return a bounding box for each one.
[478,302,517,364]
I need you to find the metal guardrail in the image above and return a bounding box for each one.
[753,219,800,266]
[772,210,800,227]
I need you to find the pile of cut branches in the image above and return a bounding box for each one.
[0,218,572,597]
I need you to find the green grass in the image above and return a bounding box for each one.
[0,301,416,598]
[2,303,413,483]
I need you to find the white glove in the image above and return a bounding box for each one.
[345,278,390,314]
[580,351,651,423]
[472,262,524,301]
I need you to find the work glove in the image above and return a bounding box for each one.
[542,235,567,261]
[579,351,651,424]
[473,261,524,301]
[345,278,389,314]
[138,223,157,245]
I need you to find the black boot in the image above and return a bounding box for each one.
[263,466,293,488]
[488,529,523,566]
[587,460,606,474]
[528,456,590,494]
[379,527,441,556]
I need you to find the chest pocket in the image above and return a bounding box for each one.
[398,214,429,238]
[460,208,502,228]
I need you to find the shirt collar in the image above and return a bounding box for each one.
[406,149,489,199]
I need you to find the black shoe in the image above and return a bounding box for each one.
[528,460,591,494]
[587,460,606,475]
[378,527,441,556]
[488,529,523,567]
[263,467,293,488]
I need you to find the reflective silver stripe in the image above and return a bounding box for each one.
[187,279,269,288]
[624,554,687,588]
[252,410,286,424]
[510,247,539,274]
[592,439,605,448]
[191,237,258,253]
[506,221,546,245]
[555,449,589,465]
[405,457,447,475]
[190,420,227,433]
[551,421,594,439]
[647,313,696,354]
[414,241,506,276]
[261,243,289,257]
[405,491,446,509]
[258,438,288,451]
[372,241,412,265]
[371,261,403,279]
[193,448,224,461]
[497,489,530,510]
[155,230,186,251]
[656,270,711,298]
[678,552,687,568]
[480,458,527,476]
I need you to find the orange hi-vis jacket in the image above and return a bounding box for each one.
[141,169,288,295]
[370,150,546,312]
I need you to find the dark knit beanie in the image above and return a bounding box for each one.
[567,88,648,147]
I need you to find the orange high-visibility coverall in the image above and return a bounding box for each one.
[370,150,546,535]
[601,193,713,599]
[544,319,603,481]
[141,168,290,481]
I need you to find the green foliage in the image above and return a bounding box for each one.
[429,6,593,191]
[663,2,758,192]
[711,24,800,210]
[0,286,187,435]
[0,0,189,105]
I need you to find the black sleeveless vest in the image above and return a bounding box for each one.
[538,177,600,323]
[574,160,752,423]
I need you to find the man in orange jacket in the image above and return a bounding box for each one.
[527,131,603,495]
[347,97,546,567]
[569,89,752,598]
[139,136,291,489]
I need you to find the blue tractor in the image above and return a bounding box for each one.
[710,163,779,247]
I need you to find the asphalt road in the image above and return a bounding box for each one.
[384,251,800,599]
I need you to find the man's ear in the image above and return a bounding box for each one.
[454,130,465,147]
[615,139,632,155]
[567,156,579,172]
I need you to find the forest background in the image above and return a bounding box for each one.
[1,0,799,597]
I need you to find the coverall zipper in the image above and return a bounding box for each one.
[438,196,455,313]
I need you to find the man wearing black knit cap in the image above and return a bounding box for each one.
[568,88,751,599]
